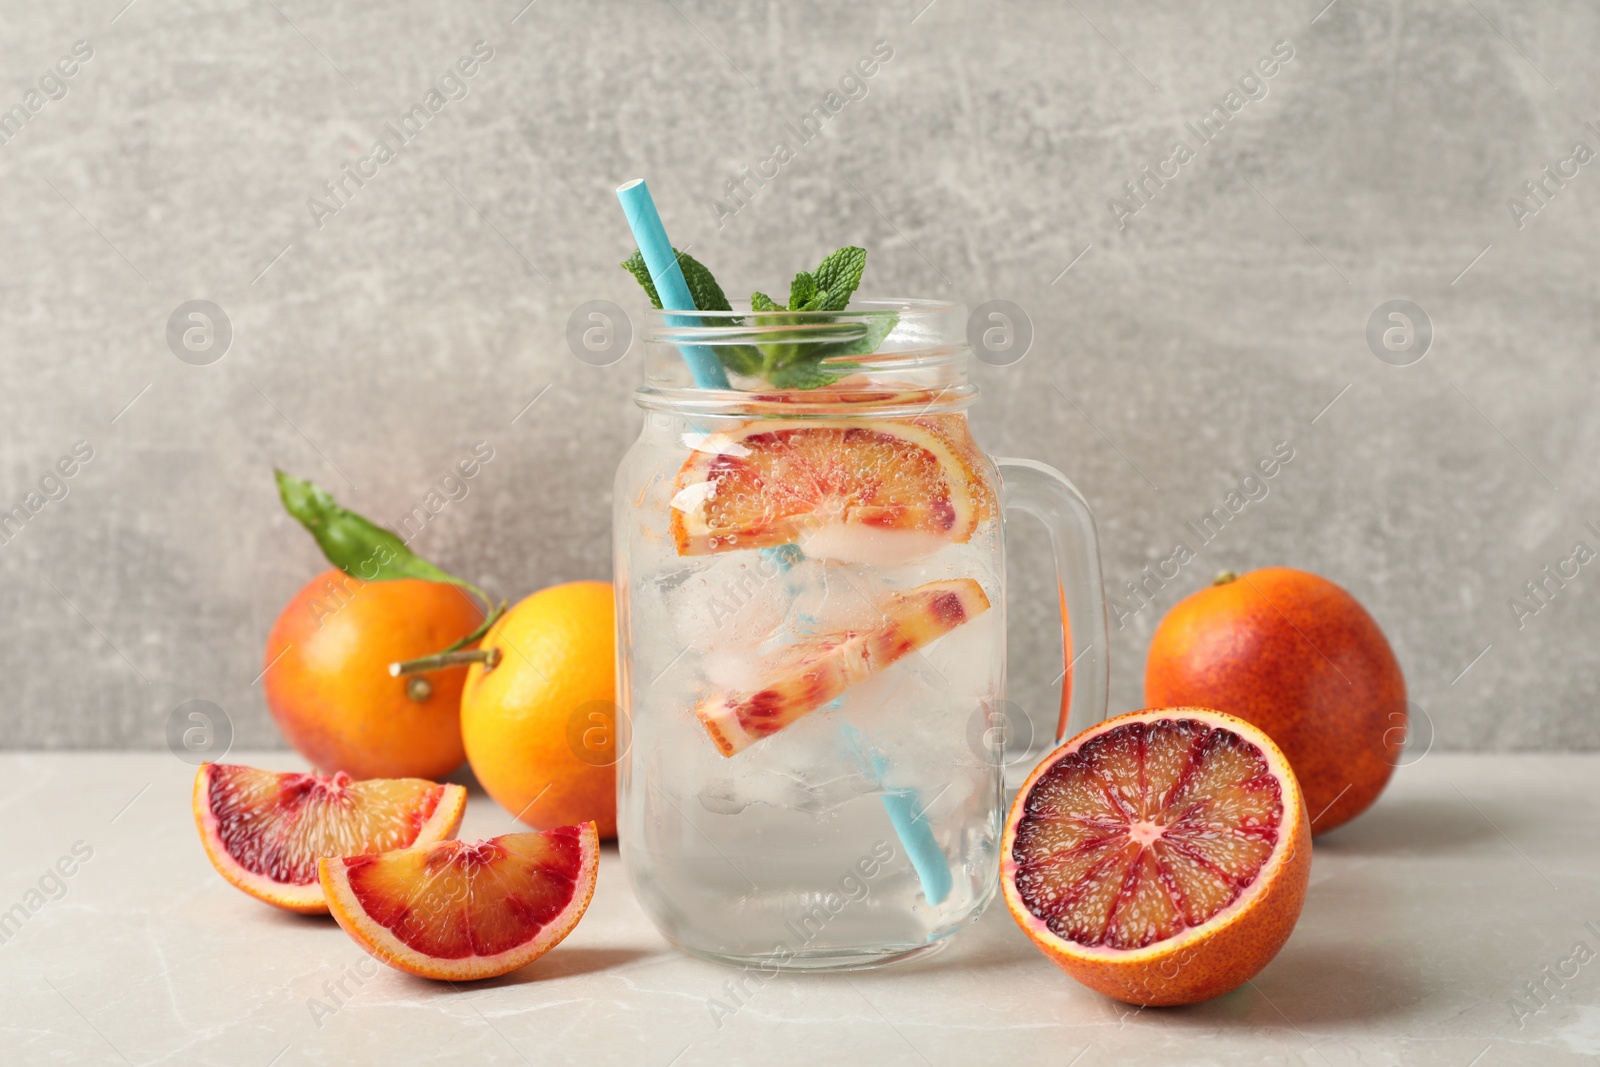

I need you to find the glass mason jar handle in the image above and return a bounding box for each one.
[994,457,1109,746]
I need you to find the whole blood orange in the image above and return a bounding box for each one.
[1145,567,1405,833]
[192,762,466,913]
[320,823,599,981]
[264,570,484,780]
[460,581,618,839]
[1002,709,1310,1006]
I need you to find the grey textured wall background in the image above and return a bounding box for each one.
[2,0,1596,751]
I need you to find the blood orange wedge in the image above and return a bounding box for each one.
[696,578,991,756]
[319,823,599,981]
[192,763,466,914]
[669,419,986,562]
[1001,708,1310,1006]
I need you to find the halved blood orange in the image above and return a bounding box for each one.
[319,824,599,981]
[669,419,987,561]
[696,578,991,756]
[1002,708,1310,1006]
[192,763,465,914]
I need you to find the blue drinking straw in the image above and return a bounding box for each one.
[615,179,730,390]
[613,179,950,908]
[840,724,952,907]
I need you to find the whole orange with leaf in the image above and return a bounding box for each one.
[264,471,501,781]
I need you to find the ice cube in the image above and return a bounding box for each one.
[918,596,1002,702]
[697,756,873,817]
[799,523,947,566]
[786,561,890,636]
[701,648,764,694]
[661,551,793,655]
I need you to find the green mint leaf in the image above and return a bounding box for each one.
[718,344,764,377]
[621,248,732,312]
[769,312,892,389]
[788,272,819,312]
[749,298,810,374]
[750,252,891,386]
[813,312,898,360]
[276,470,481,596]
[809,246,866,311]
[676,249,733,312]
[620,249,661,309]
[742,292,792,374]
[767,359,860,390]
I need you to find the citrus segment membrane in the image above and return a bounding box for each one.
[695,578,991,756]
[205,765,454,887]
[1012,718,1284,951]
[670,420,983,557]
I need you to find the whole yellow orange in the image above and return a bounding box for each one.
[460,581,618,839]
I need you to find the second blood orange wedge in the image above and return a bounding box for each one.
[695,578,991,756]
[669,419,987,561]
[320,824,599,981]
[1002,709,1310,1005]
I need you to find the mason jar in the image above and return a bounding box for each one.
[614,299,1107,970]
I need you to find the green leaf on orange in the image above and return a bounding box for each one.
[273,471,502,651]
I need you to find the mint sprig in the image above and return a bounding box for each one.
[620,245,895,389]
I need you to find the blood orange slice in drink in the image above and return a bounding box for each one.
[670,419,987,561]
[193,763,466,914]
[1002,708,1310,1006]
[696,578,991,756]
[319,824,599,981]
[740,383,941,414]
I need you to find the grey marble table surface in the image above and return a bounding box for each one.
[1,751,1596,1066]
